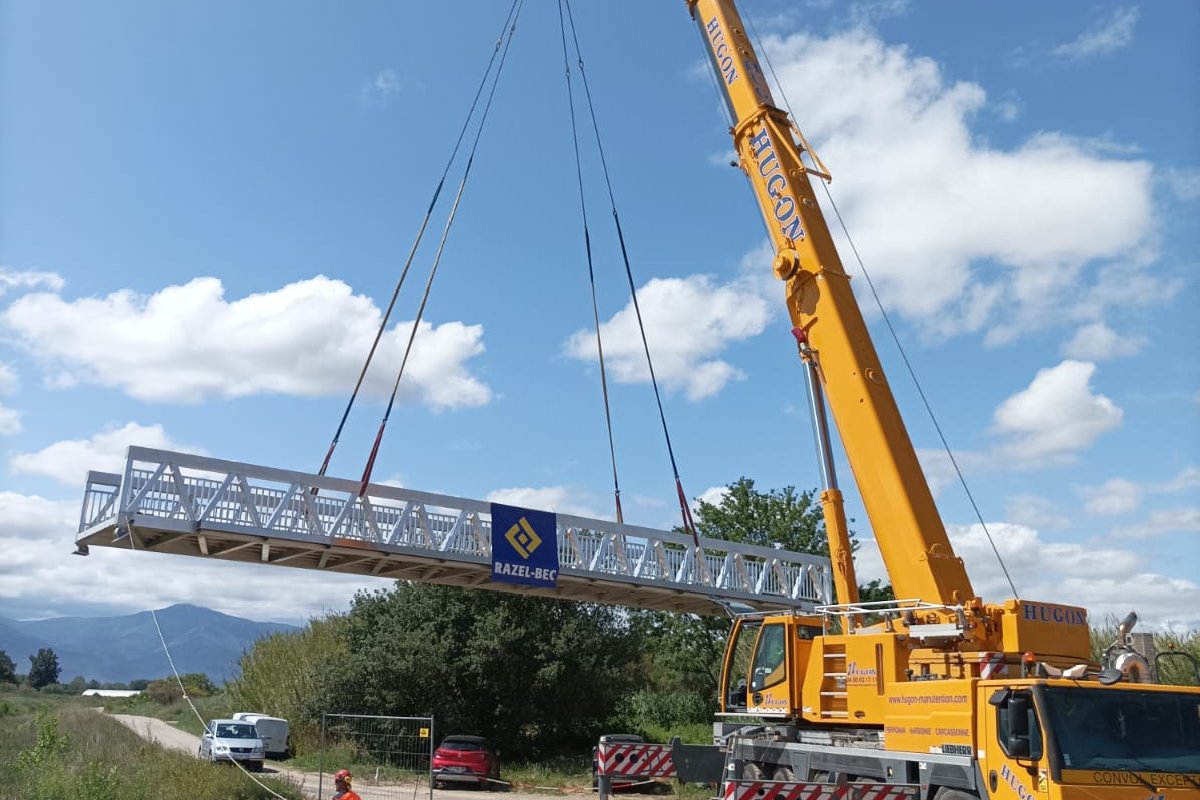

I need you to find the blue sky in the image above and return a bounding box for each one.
[1,1,1197,630]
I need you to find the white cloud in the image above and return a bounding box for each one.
[1006,494,1070,530]
[755,30,1160,342]
[9,422,204,487]
[694,485,730,510]
[853,520,1200,628]
[1163,167,1200,201]
[0,491,366,624]
[916,448,964,497]
[359,69,403,105]
[1,276,492,409]
[1079,477,1143,515]
[486,486,600,519]
[1052,7,1140,61]
[1160,466,1200,493]
[0,268,64,296]
[0,362,17,394]
[564,276,770,400]
[0,404,20,436]
[992,360,1122,464]
[1061,322,1145,361]
[1114,507,1200,539]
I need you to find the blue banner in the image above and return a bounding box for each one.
[490,503,559,588]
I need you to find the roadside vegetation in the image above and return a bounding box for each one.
[0,689,302,800]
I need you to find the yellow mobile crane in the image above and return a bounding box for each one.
[683,1,1200,798]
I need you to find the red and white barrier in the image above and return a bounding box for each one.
[724,780,918,800]
[596,742,677,779]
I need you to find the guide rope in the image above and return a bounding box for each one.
[743,14,1019,598]
[316,0,524,482]
[120,521,290,799]
[358,0,527,496]
[560,0,702,549]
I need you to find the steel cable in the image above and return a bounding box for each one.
[556,0,625,524]
[359,0,526,495]
[317,0,523,481]
[560,0,703,551]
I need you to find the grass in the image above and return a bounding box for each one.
[0,689,304,800]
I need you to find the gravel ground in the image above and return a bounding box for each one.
[108,712,568,800]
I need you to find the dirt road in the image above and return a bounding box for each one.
[108,713,570,800]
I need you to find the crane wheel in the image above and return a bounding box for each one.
[742,763,766,781]
[935,790,978,800]
[773,767,797,781]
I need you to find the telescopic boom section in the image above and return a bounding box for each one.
[687,0,975,608]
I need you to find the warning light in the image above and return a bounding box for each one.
[1022,651,1036,677]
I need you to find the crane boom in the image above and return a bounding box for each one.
[688,0,974,608]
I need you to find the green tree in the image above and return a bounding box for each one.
[27,647,60,689]
[858,578,895,603]
[230,615,347,745]
[694,477,828,553]
[326,583,644,759]
[0,650,16,684]
[144,672,216,704]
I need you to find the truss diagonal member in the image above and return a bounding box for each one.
[610,532,631,573]
[440,511,473,554]
[264,483,300,532]
[792,564,812,601]
[753,557,773,595]
[652,541,671,582]
[326,492,358,540]
[299,482,325,538]
[468,511,486,555]
[716,551,734,590]
[732,552,750,593]
[584,530,607,572]
[771,557,791,598]
[235,474,264,529]
[359,495,383,542]
[674,547,696,586]
[562,527,582,569]
[128,461,168,515]
[412,504,433,548]
[384,501,414,546]
[198,471,235,525]
[167,463,197,523]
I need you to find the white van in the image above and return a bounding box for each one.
[232,712,290,759]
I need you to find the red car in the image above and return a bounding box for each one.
[432,735,500,789]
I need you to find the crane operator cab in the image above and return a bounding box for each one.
[721,613,822,717]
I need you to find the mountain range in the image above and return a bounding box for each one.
[0,603,299,684]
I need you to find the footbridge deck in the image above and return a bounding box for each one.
[76,447,833,615]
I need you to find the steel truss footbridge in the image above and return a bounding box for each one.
[76,447,833,615]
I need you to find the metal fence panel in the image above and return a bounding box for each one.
[319,713,433,800]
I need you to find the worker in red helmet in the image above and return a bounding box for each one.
[332,768,362,800]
